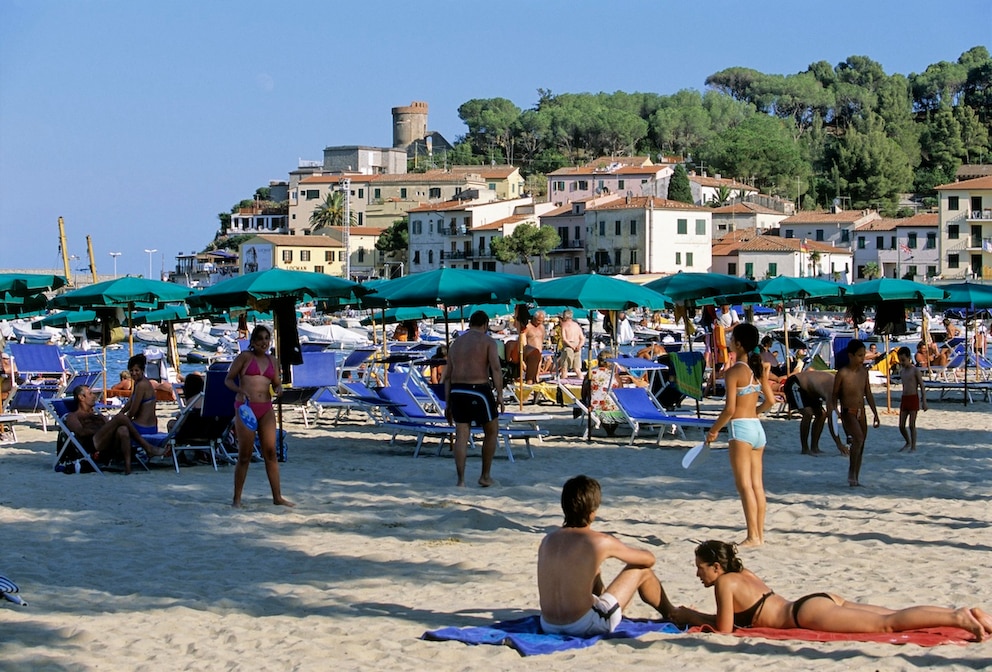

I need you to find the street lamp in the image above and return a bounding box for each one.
[144,248,157,279]
[109,252,121,278]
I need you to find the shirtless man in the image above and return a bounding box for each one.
[121,354,158,437]
[784,369,847,455]
[538,475,675,636]
[830,339,880,487]
[443,311,505,487]
[63,384,165,474]
[557,309,585,379]
[522,310,547,383]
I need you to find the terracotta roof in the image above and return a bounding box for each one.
[739,237,847,254]
[473,214,533,231]
[299,174,374,185]
[249,234,341,247]
[689,175,756,190]
[447,165,519,179]
[407,199,471,213]
[956,165,992,179]
[712,228,761,256]
[582,156,654,169]
[859,213,938,231]
[780,210,878,224]
[587,196,705,212]
[711,202,782,215]
[537,204,573,218]
[935,175,992,190]
[547,164,668,177]
[367,171,485,185]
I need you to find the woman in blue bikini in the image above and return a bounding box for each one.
[226,325,293,508]
[671,540,992,640]
[705,323,774,547]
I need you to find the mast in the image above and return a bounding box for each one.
[86,235,98,282]
[58,216,72,285]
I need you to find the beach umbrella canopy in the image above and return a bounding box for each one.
[359,306,445,326]
[932,282,992,310]
[187,268,368,311]
[644,272,756,304]
[38,309,98,327]
[49,276,193,310]
[0,292,50,319]
[529,273,671,312]
[0,273,68,296]
[835,278,946,306]
[130,304,191,326]
[755,276,845,302]
[363,268,531,308]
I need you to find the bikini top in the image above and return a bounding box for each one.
[736,366,762,396]
[734,591,773,628]
[244,355,277,381]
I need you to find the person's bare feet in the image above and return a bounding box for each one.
[273,497,295,507]
[898,443,910,453]
[971,607,992,636]
[231,499,243,508]
[739,537,763,548]
[838,445,851,456]
[478,476,494,487]
[849,479,862,487]
[956,607,986,641]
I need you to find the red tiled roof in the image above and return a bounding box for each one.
[934,175,992,190]
[780,210,878,224]
[448,165,519,179]
[711,202,782,215]
[858,213,938,231]
[587,196,705,212]
[474,214,533,231]
[249,234,342,247]
[299,174,374,185]
[689,175,756,190]
[739,237,847,254]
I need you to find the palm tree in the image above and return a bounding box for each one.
[864,262,880,280]
[707,185,732,207]
[309,192,354,232]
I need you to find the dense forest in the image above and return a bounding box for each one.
[444,48,992,215]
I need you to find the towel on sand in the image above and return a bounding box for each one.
[693,625,973,647]
[422,615,682,656]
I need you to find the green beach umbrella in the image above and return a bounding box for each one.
[0,273,68,296]
[836,278,946,305]
[644,272,756,304]
[38,309,99,327]
[933,282,992,406]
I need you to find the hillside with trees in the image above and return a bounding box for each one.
[451,47,991,215]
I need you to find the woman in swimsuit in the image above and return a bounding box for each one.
[672,540,992,640]
[705,323,775,547]
[225,325,293,508]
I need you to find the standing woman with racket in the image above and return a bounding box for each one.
[705,323,774,547]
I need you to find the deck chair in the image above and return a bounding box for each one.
[197,365,241,465]
[6,343,71,431]
[138,391,222,473]
[283,350,335,427]
[44,397,153,474]
[669,351,705,417]
[612,386,711,445]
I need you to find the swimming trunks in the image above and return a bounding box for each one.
[133,423,158,435]
[729,418,766,449]
[448,383,498,427]
[791,592,833,629]
[558,346,580,372]
[785,375,822,414]
[900,394,920,412]
[244,355,277,381]
[540,593,622,637]
[734,591,773,628]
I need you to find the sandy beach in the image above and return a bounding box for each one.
[1,390,991,671]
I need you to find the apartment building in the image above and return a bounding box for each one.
[687,173,758,206]
[239,234,344,276]
[779,209,880,249]
[853,214,939,281]
[710,202,787,238]
[935,176,992,280]
[734,236,852,282]
[546,157,673,206]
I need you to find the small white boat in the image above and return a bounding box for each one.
[11,320,63,344]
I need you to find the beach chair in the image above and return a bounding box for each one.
[44,397,151,475]
[283,350,337,427]
[670,351,705,416]
[136,391,225,473]
[196,365,241,465]
[611,386,712,445]
[0,412,26,445]
[5,343,71,431]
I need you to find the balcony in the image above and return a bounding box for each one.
[967,210,992,221]
[554,239,586,251]
[443,225,469,236]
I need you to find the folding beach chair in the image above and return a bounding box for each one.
[670,351,705,417]
[282,350,336,427]
[612,386,712,445]
[6,343,71,431]
[45,397,152,475]
[197,365,241,465]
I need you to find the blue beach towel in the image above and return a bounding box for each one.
[422,614,683,656]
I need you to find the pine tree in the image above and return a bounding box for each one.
[668,164,694,203]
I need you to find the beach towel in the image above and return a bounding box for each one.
[670,351,705,401]
[422,615,683,656]
[690,625,973,647]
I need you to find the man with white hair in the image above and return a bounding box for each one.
[557,309,586,379]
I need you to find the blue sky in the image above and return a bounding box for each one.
[1,0,989,278]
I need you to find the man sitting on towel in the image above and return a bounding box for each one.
[538,475,675,636]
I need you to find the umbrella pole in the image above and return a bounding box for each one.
[518,322,525,412]
[964,317,969,407]
[783,305,791,378]
[128,303,135,357]
[587,317,593,444]
[885,333,892,413]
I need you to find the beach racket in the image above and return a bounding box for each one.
[237,404,258,431]
[682,441,711,470]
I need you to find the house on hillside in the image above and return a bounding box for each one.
[687,173,758,207]
[853,214,939,282]
[319,226,385,280]
[710,229,763,276]
[935,176,992,280]
[779,209,880,249]
[239,234,344,276]
[734,236,852,282]
[546,157,673,206]
[538,197,620,277]
[710,202,787,238]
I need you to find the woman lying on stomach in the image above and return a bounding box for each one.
[672,540,992,640]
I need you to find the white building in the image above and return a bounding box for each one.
[935,176,992,280]
[853,214,939,282]
[546,157,672,206]
[711,202,788,238]
[584,196,713,275]
[720,235,852,282]
[779,209,880,249]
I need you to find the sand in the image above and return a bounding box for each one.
[1,391,991,671]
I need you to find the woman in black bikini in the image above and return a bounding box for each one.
[670,541,992,640]
[225,325,293,508]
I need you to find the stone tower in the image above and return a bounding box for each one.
[392,101,428,149]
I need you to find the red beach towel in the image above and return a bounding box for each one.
[689,625,974,647]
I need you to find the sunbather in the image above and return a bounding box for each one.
[671,540,992,640]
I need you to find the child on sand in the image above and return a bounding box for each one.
[537,475,675,636]
[830,339,879,487]
[897,346,927,453]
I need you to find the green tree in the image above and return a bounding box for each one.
[699,114,807,193]
[308,191,354,232]
[707,184,733,207]
[667,164,693,203]
[375,218,409,257]
[217,212,231,235]
[457,97,521,164]
[488,223,560,279]
[863,262,880,280]
[832,113,914,210]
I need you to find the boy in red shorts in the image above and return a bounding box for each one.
[897,346,927,453]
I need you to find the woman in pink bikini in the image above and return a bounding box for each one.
[225,325,294,508]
